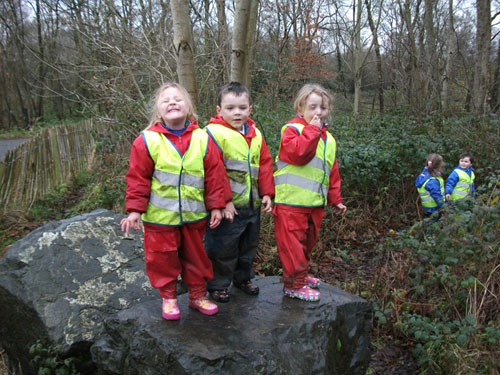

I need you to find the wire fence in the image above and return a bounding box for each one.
[0,119,99,212]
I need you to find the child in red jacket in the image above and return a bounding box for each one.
[120,82,227,320]
[273,83,347,302]
[204,82,275,302]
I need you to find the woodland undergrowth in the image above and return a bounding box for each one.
[1,111,499,374]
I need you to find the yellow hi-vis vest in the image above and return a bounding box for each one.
[417,177,444,208]
[274,123,336,207]
[450,169,475,201]
[141,129,209,226]
[205,123,262,208]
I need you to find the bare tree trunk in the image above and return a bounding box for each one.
[216,0,230,87]
[441,0,455,112]
[242,0,259,89]
[353,0,363,117]
[0,51,17,128]
[423,0,437,111]
[35,0,45,122]
[490,39,500,113]
[472,0,491,114]
[365,0,384,113]
[170,0,199,105]
[204,0,212,53]
[398,0,422,112]
[230,0,252,84]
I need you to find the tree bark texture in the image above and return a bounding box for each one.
[353,0,363,117]
[441,0,455,112]
[365,0,384,113]
[231,0,252,84]
[243,0,259,89]
[472,0,491,114]
[170,0,199,106]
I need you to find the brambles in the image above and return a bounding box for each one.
[373,195,500,374]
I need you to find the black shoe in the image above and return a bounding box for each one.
[209,288,230,303]
[233,280,259,296]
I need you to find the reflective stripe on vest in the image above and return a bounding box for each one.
[274,123,336,207]
[205,123,262,208]
[141,129,208,226]
[450,169,475,201]
[417,176,444,208]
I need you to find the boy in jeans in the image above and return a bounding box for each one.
[204,82,275,302]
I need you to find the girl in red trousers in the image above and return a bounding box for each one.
[121,82,228,320]
[273,83,347,302]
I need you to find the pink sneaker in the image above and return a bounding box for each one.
[283,285,320,302]
[306,276,321,289]
[162,298,180,320]
[188,297,219,316]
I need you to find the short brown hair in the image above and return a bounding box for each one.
[294,84,332,114]
[459,152,474,164]
[217,81,251,106]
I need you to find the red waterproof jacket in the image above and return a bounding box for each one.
[125,121,228,214]
[207,116,275,201]
[278,116,343,206]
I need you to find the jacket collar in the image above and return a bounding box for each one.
[208,115,257,138]
[149,120,199,135]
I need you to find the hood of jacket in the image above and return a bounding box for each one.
[415,167,431,188]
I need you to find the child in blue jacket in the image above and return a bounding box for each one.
[445,152,475,201]
[415,153,445,218]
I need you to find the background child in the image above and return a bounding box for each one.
[120,82,227,320]
[415,153,445,218]
[445,152,475,201]
[273,83,347,302]
[204,82,275,303]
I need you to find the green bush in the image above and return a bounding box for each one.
[374,189,500,374]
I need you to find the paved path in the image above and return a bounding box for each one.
[0,138,30,162]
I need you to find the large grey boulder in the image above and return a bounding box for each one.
[0,209,372,375]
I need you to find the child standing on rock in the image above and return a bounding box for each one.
[273,83,347,302]
[204,82,275,303]
[120,82,227,320]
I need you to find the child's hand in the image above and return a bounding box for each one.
[222,202,238,223]
[310,114,322,128]
[209,209,222,229]
[261,195,272,213]
[445,194,450,201]
[334,203,347,216]
[120,212,142,236]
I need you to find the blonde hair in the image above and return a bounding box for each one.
[293,83,332,114]
[426,153,444,177]
[146,82,197,129]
